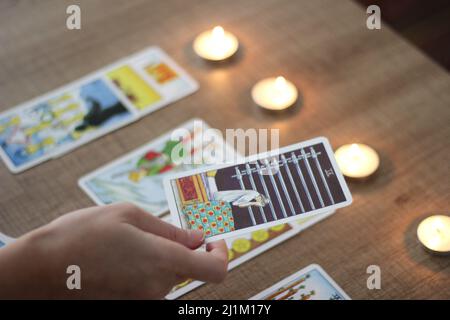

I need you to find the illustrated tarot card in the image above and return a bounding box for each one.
[164,137,352,242]
[0,77,136,173]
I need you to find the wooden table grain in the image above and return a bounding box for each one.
[0,0,449,299]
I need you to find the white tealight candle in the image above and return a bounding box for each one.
[251,76,298,111]
[334,143,380,179]
[193,26,239,61]
[417,215,450,255]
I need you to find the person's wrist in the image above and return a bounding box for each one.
[17,225,72,299]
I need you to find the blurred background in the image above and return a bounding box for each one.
[356,0,450,70]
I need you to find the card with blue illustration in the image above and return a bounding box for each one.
[250,264,350,300]
[0,78,134,173]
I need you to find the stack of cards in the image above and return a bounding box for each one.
[0,47,198,173]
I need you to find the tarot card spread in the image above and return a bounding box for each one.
[0,47,198,173]
[165,137,352,242]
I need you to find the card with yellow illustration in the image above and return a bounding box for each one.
[165,210,335,300]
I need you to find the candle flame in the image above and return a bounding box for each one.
[348,144,365,163]
[275,76,287,89]
[212,26,225,38]
[350,143,361,153]
[417,215,450,252]
[275,76,286,92]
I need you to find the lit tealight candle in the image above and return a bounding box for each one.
[334,143,380,179]
[417,215,450,255]
[251,76,298,111]
[193,26,239,61]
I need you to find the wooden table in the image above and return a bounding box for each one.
[0,0,449,299]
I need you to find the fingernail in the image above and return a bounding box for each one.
[198,229,205,241]
[190,229,205,241]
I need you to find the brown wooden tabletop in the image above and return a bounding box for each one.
[0,0,449,299]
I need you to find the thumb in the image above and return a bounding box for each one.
[119,204,205,249]
[170,228,204,250]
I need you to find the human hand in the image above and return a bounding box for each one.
[0,203,228,299]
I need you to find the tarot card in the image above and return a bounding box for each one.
[79,119,241,216]
[0,46,198,173]
[0,77,136,173]
[108,47,198,117]
[249,264,350,300]
[164,137,352,242]
[165,210,335,300]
